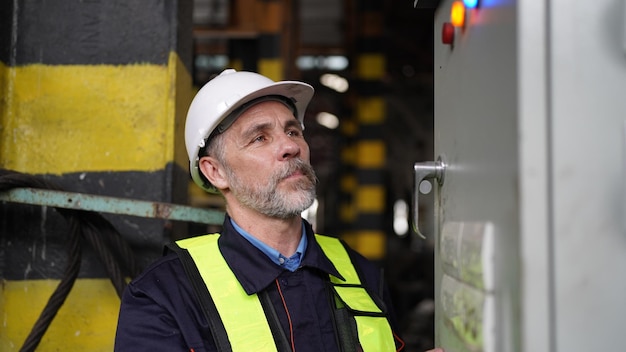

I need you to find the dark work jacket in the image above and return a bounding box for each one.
[114,216,402,352]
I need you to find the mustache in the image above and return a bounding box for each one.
[275,159,317,184]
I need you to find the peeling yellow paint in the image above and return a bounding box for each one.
[0,53,191,175]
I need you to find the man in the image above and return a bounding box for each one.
[115,69,442,352]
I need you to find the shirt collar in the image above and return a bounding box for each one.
[218,215,343,295]
[230,218,307,272]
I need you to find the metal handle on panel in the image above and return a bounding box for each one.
[413,156,446,239]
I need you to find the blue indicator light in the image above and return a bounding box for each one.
[463,0,479,8]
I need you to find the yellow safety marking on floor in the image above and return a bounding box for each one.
[0,278,120,351]
[0,52,191,175]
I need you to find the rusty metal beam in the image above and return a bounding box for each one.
[0,188,224,225]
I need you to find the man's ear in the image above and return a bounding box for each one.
[198,156,229,191]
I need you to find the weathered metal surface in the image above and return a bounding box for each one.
[0,187,224,225]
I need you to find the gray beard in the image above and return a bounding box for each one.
[225,158,317,219]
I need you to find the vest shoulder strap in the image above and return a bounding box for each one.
[175,234,278,352]
[166,241,231,351]
[315,234,397,352]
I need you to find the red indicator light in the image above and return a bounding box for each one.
[442,22,455,45]
[450,1,466,27]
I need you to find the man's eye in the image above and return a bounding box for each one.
[253,135,266,142]
[287,130,302,137]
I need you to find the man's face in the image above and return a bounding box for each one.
[219,100,317,219]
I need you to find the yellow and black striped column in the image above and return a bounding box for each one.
[229,39,258,72]
[256,0,285,81]
[226,0,283,79]
[228,0,259,72]
[0,0,192,350]
[341,0,388,261]
[338,113,358,234]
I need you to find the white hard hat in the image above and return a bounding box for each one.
[185,68,315,193]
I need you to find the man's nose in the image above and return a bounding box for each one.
[277,134,301,160]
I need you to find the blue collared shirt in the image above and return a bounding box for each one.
[230,219,308,272]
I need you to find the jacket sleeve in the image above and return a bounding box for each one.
[113,255,214,352]
[114,281,190,351]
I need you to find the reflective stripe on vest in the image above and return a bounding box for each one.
[315,235,396,352]
[177,234,277,352]
[176,233,396,352]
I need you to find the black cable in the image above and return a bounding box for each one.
[0,169,138,351]
[78,212,139,296]
[19,217,82,352]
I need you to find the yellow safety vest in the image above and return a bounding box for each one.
[175,233,396,352]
